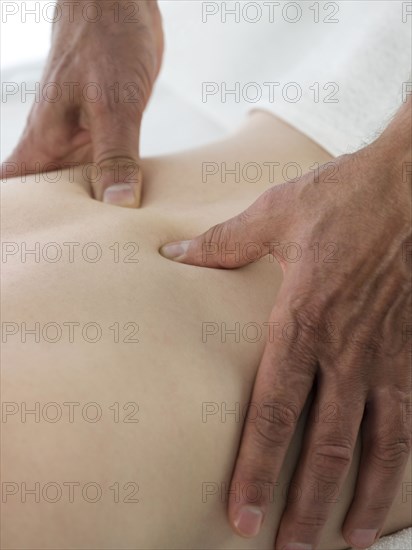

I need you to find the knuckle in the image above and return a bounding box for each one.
[348,331,383,357]
[291,301,324,334]
[91,82,143,117]
[206,222,231,246]
[288,293,326,341]
[256,182,291,215]
[363,499,393,514]
[370,437,411,473]
[202,222,236,267]
[293,510,328,529]
[283,301,321,362]
[310,439,353,480]
[93,155,140,186]
[251,394,296,449]
[97,154,138,168]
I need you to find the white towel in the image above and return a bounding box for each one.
[367,527,412,550]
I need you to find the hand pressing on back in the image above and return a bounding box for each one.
[161,98,412,550]
[2,0,163,207]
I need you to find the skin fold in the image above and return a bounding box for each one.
[1,111,411,549]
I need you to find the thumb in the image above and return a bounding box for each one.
[90,110,142,208]
[160,185,295,269]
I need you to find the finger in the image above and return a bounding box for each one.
[160,183,296,268]
[88,103,142,208]
[275,374,365,550]
[342,387,411,549]
[1,93,79,180]
[1,146,58,180]
[227,296,318,538]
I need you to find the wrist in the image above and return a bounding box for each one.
[376,97,411,174]
[54,0,160,26]
[364,98,411,189]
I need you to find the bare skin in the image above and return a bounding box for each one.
[1,1,410,546]
[161,98,412,549]
[1,111,411,549]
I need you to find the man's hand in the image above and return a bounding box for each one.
[2,0,163,207]
[161,98,412,549]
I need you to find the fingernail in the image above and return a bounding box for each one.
[160,240,191,261]
[103,184,135,206]
[233,506,263,537]
[283,544,313,550]
[349,529,378,548]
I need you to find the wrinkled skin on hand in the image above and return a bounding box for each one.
[161,107,412,550]
[2,0,164,207]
